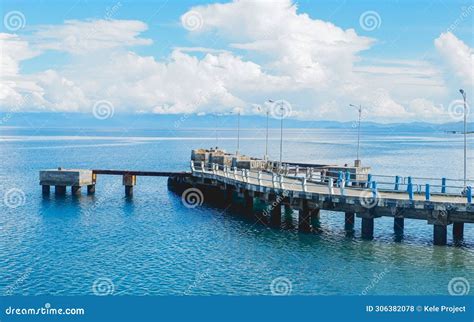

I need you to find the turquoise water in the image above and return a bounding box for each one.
[0,127,473,295]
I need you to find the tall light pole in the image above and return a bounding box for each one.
[349,104,363,167]
[265,100,272,160]
[272,101,284,169]
[236,109,241,155]
[460,89,467,189]
[215,113,219,147]
[279,109,283,168]
[267,99,284,168]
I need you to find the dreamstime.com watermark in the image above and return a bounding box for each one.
[4,268,32,295]
[181,187,204,208]
[270,277,292,296]
[360,268,390,295]
[4,303,85,316]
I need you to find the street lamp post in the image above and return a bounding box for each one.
[349,104,363,167]
[460,89,467,189]
[267,100,284,169]
[263,100,273,160]
[265,109,269,160]
[236,109,241,155]
[215,113,219,147]
[279,110,283,168]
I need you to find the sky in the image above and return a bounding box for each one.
[0,0,473,123]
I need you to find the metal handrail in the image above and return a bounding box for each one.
[190,161,473,202]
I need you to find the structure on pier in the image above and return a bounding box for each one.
[40,169,96,195]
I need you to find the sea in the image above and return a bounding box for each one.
[0,125,473,296]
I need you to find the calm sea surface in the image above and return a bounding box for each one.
[0,126,473,295]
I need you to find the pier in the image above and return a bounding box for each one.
[40,148,473,246]
[40,169,190,197]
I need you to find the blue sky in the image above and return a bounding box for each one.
[1,0,473,123]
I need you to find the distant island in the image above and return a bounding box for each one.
[0,112,472,133]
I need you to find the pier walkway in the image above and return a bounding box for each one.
[169,160,473,246]
[39,151,473,246]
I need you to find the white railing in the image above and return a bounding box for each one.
[189,161,473,203]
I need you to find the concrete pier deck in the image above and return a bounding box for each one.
[40,168,96,195]
[168,162,473,246]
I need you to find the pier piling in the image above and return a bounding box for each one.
[394,217,404,235]
[243,190,254,215]
[344,212,355,231]
[224,187,234,206]
[125,186,133,197]
[71,186,81,196]
[123,174,136,197]
[284,204,294,228]
[298,199,312,232]
[311,208,321,231]
[42,185,50,195]
[55,185,66,195]
[453,222,464,244]
[87,184,96,195]
[433,225,447,246]
[269,195,282,228]
[361,217,374,240]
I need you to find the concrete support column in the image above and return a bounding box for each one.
[361,217,374,240]
[71,186,81,196]
[433,225,447,246]
[42,185,50,195]
[225,187,234,206]
[298,199,311,232]
[243,190,253,214]
[125,186,133,197]
[311,208,321,231]
[453,222,464,244]
[344,212,355,231]
[55,185,66,195]
[394,217,404,235]
[123,174,136,197]
[284,204,294,228]
[269,195,282,228]
[87,184,96,195]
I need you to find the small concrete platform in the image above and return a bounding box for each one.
[39,168,95,195]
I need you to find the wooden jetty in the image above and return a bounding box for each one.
[39,148,473,246]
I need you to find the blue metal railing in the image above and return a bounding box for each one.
[191,161,473,204]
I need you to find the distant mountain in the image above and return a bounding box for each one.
[0,112,472,133]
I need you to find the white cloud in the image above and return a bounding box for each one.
[1,33,39,77]
[0,2,469,123]
[65,49,288,114]
[406,98,445,120]
[0,33,43,108]
[180,0,451,122]
[31,19,152,55]
[32,70,88,111]
[435,32,473,87]
[185,0,373,88]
